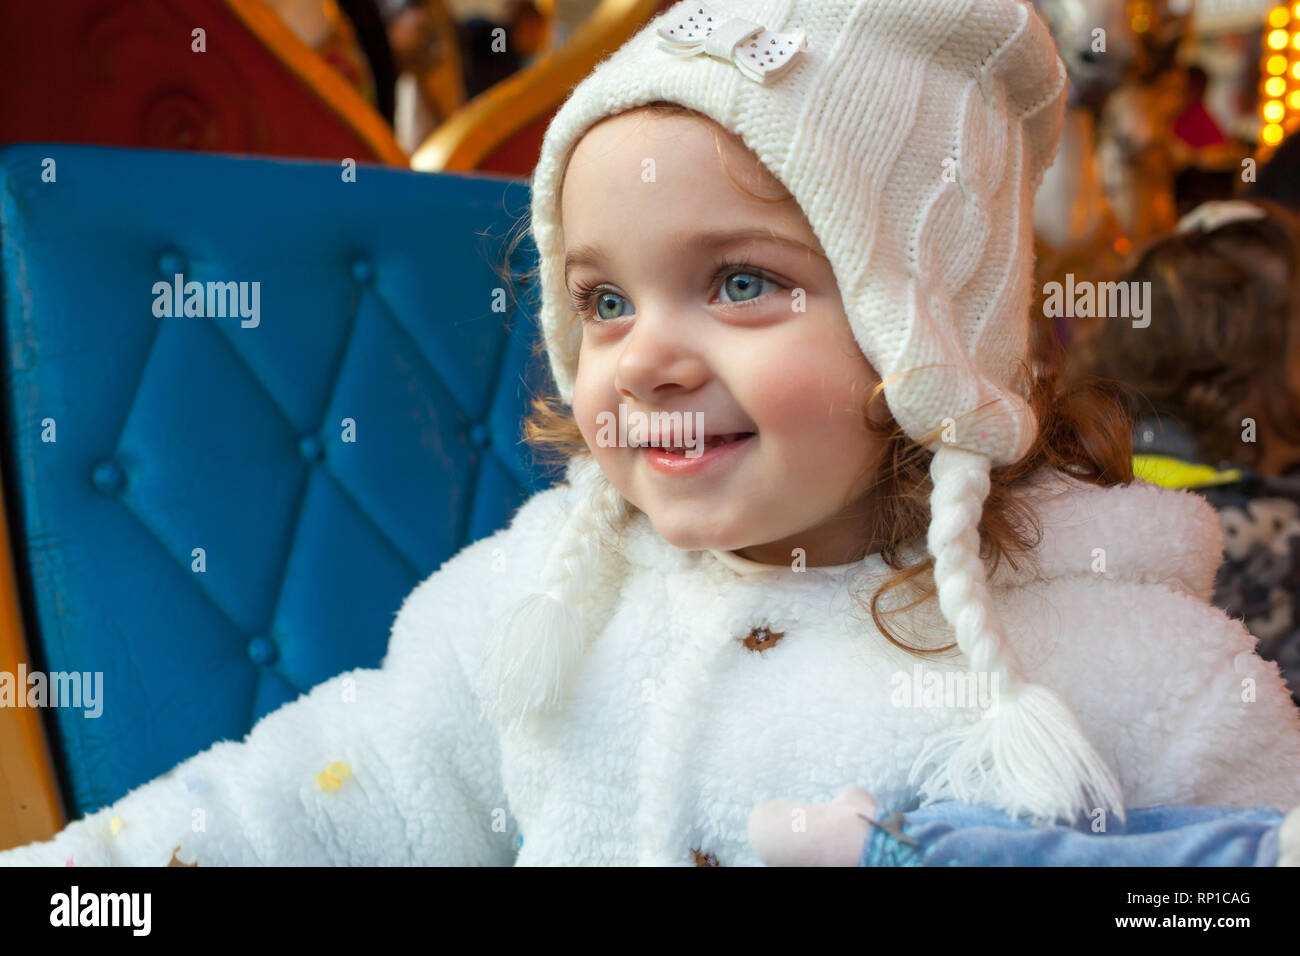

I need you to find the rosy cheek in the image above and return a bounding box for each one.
[570,387,600,447]
[747,390,803,437]
[748,370,844,438]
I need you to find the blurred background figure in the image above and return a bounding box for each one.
[255,0,598,154]
[1173,65,1228,147]
[1030,1,1300,368]
[1031,0,1137,255]
[379,0,467,152]
[453,0,550,97]
[1067,198,1300,705]
[264,0,396,119]
[1030,0,1183,370]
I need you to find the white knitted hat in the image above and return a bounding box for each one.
[478,0,1126,826]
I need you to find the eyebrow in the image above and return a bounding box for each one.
[563,227,826,278]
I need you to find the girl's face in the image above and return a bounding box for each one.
[562,109,887,566]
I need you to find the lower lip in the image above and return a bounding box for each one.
[641,434,756,474]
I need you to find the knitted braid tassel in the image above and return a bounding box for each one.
[478,454,624,734]
[908,444,1127,826]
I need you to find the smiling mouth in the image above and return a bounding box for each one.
[642,432,755,455]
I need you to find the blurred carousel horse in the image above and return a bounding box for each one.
[1030,0,1135,251]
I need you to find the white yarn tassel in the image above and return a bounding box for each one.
[909,444,1127,826]
[478,454,624,734]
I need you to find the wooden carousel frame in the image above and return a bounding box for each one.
[0,461,65,851]
[412,0,665,172]
[224,0,409,165]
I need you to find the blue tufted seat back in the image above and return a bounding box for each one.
[0,144,552,817]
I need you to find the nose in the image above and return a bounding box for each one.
[614,307,708,402]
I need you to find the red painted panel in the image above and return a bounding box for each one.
[1,0,388,162]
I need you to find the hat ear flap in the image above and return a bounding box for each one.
[477,455,626,733]
[910,444,1126,825]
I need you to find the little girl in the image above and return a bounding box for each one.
[3,0,1300,868]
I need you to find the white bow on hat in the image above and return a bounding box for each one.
[655,5,807,83]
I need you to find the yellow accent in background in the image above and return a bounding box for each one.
[1133,454,1242,489]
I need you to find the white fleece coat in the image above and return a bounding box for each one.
[3,472,1300,866]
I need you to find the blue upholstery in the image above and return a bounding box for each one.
[0,144,552,817]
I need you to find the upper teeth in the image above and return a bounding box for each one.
[639,433,749,448]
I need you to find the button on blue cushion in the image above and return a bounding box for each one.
[246,635,279,668]
[0,144,551,817]
[299,434,325,463]
[91,460,127,495]
[158,250,187,278]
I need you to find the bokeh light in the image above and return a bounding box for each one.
[1261,9,1300,148]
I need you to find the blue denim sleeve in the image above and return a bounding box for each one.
[859,802,1286,867]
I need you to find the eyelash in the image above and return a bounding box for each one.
[568,256,782,322]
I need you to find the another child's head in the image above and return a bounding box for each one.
[1068,198,1300,474]
[490,0,1133,824]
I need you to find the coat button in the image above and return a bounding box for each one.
[691,848,720,866]
[742,625,785,652]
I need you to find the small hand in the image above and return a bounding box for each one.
[748,785,879,866]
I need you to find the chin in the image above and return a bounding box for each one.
[645,509,745,553]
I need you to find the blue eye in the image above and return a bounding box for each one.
[570,262,781,323]
[592,291,633,321]
[720,271,772,304]
[571,283,634,322]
